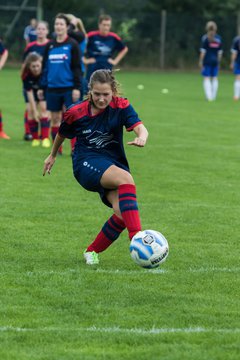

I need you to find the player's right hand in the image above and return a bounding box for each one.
[43,155,56,176]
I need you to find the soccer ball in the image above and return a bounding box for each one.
[130,230,169,269]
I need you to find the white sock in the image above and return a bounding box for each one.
[203,78,212,100]
[234,80,240,99]
[212,78,218,100]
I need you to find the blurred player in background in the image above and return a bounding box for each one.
[39,13,81,155]
[83,14,128,82]
[0,38,10,139]
[21,52,50,147]
[43,69,148,265]
[230,35,240,100]
[23,18,38,45]
[199,21,223,101]
[23,21,50,141]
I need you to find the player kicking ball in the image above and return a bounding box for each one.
[43,69,148,265]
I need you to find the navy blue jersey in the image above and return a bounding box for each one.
[200,34,222,66]
[40,36,81,90]
[59,97,142,168]
[24,25,37,42]
[231,36,240,64]
[23,40,50,60]
[22,71,41,92]
[0,40,6,55]
[86,31,126,62]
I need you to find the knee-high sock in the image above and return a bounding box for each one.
[28,119,39,140]
[234,80,240,99]
[203,78,212,100]
[24,110,31,134]
[87,214,126,253]
[118,184,141,239]
[212,78,218,100]
[40,117,50,139]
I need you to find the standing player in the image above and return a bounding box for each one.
[199,21,223,101]
[43,69,148,265]
[83,14,128,82]
[38,13,81,154]
[21,52,50,147]
[23,21,50,141]
[230,35,240,100]
[23,18,37,45]
[0,38,10,139]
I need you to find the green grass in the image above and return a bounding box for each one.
[0,69,239,360]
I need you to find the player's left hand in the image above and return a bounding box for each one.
[127,137,146,147]
[72,89,80,103]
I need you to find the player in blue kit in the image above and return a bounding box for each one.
[23,18,37,45]
[0,38,10,139]
[43,69,148,265]
[83,14,128,82]
[230,35,240,100]
[199,21,222,101]
[39,13,81,153]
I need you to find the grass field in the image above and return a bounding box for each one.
[0,69,240,360]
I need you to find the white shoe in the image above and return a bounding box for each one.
[83,250,99,265]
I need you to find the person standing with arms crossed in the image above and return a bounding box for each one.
[83,14,128,82]
[43,69,148,265]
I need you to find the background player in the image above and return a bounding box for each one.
[230,35,240,100]
[199,21,223,101]
[43,69,148,265]
[21,52,50,147]
[0,38,10,139]
[23,18,38,45]
[83,14,128,82]
[38,13,81,154]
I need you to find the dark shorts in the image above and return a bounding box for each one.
[233,62,240,75]
[46,89,73,111]
[201,65,218,77]
[72,155,129,207]
[23,89,46,103]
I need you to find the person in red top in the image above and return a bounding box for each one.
[43,69,148,265]
[0,38,10,139]
[83,14,128,82]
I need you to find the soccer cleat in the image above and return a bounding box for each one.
[83,250,99,265]
[23,133,33,141]
[32,139,40,147]
[0,131,10,139]
[42,138,51,148]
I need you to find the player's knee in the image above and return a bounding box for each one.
[117,171,134,185]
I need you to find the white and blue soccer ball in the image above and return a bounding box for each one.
[130,230,169,269]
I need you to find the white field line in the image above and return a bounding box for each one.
[0,325,240,335]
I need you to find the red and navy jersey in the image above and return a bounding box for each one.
[231,36,240,64]
[22,70,41,92]
[200,34,223,66]
[0,40,7,55]
[86,31,126,62]
[23,40,50,60]
[59,96,142,167]
[40,36,81,90]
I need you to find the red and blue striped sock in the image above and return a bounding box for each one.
[24,110,31,134]
[118,184,141,239]
[87,214,126,253]
[28,119,39,139]
[40,117,50,139]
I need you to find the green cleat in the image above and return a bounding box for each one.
[83,250,99,265]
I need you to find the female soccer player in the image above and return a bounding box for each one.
[43,69,148,265]
[23,21,50,141]
[199,21,223,101]
[83,14,128,82]
[22,52,50,147]
[39,13,81,154]
[230,35,240,100]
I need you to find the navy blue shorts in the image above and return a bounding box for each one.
[201,65,219,77]
[46,89,73,111]
[72,156,129,207]
[233,62,240,75]
[23,89,46,103]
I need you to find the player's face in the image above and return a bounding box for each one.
[54,18,68,37]
[29,61,42,76]
[99,20,112,35]
[91,82,113,110]
[37,24,48,40]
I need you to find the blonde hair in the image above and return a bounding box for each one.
[65,14,86,35]
[206,21,217,32]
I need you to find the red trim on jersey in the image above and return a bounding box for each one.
[25,41,37,52]
[126,121,142,132]
[87,30,122,41]
[109,97,130,109]
[63,101,89,124]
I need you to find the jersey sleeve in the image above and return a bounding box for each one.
[200,36,207,53]
[58,109,76,139]
[121,104,142,131]
[114,37,126,52]
[23,76,32,91]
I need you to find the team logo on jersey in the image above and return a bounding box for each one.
[94,41,111,56]
[86,131,118,148]
[49,54,68,62]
